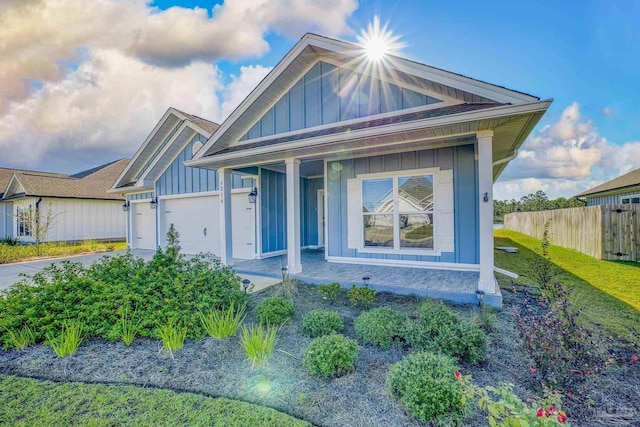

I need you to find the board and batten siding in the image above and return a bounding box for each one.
[586,191,639,206]
[0,202,10,238]
[240,61,442,142]
[326,144,479,264]
[17,198,126,242]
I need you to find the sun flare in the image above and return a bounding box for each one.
[357,16,405,61]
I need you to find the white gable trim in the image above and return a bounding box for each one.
[194,33,539,161]
[2,174,26,200]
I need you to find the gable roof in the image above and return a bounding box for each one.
[192,33,542,162]
[577,167,640,198]
[111,107,220,192]
[1,159,129,201]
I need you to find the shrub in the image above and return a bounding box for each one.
[405,301,487,364]
[531,220,557,296]
[514,282,609,391]
[346,285,376,308]
[0,230,248,348]
[0,237,20,246]
[474,303,498,332]
[317,282,342,303]
[457,373,569,426]
[240,323,279,368]
[388,352,469,425]
[256,297,294,325]
[303,334,358,378]
[199,302,247,339]
[3,324,35,350]
[302,310,344,338]
[157,318,187,358]
[46,320,83,357]
[354,307,407,349]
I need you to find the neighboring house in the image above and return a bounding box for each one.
[110,108,257,258]
[0,159,128,242]
[577,167,640,206]
[115,33,551,302]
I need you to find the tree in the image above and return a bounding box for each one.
[17,202,61,256]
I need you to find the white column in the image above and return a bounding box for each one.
[286,158,302,273]
[219,168,233,266]
[477,131,496,294]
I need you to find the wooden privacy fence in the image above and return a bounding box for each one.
[504,204,640,261]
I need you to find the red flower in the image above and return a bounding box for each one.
[630,354,638,365]
[557,412,567,423]
[454,371,462,379]
[549,406,557,413]
[529,367,537,373]
[536,408,544,417]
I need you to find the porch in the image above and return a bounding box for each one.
[234,249,495,305]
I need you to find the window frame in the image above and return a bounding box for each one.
[621,194,640,204]
[357,167,440,256]
[16,206,32,238]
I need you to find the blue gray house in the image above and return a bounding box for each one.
[112,34,551,306]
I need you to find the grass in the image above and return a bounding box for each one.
[0,375,311,427]
[495,229,640,344]
[240,323,279,368]
[0,240,126,264]
[199,302,247,339]
[46,320,83,357]
[157,319,187,358]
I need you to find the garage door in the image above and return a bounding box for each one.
[132,202,156,250]
[162,193,254,259]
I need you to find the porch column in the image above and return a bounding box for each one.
[219,168,233,266]
[477,130,496,294]
[285,158,302,273]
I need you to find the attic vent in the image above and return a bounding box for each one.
[192,141,204,156]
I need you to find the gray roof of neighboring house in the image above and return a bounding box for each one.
[173,109,221,135]
[0,159,129,201]
[577,167,640,197]
[211,103,502,156]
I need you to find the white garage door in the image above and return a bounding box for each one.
[132,202,156,250]
[162,193,254,259]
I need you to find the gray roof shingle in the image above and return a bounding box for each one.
[577,167,640,197]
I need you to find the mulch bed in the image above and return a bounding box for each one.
[0,283,639,426]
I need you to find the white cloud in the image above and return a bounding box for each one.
[602,106,614,117]
[220,65,272,119]
[496,102,640,200]
[0,0,358,111]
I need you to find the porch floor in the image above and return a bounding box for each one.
[235,249,486,305]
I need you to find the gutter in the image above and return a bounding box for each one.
[492,150,518,167]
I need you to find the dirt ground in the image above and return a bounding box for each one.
[0,283,638,427]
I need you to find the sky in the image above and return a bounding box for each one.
[1,0,638,200]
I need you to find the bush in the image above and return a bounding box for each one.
[256,297,294,325]
[514,282,609,391]
[46,320,83,358]
[303,334,358,378]
[3,324,35,350]
[474,303,498,332]
[302,310,344,338]
[317,282,342,303]
[0,234,248,348]
[346,285,376,308]
[118,309,141,346]
[405,301,487,364]
[199,302,246,339]
[354,307,407,349]
[240,323,279,368]
[157,318,187,358]
[388,352,469,425]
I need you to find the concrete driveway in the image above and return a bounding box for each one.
[0,249,278,292]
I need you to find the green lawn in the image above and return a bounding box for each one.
[495,230,640,344]
[0,241,127,264]
[0,375,311,427]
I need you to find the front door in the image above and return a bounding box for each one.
[317,189,325,248]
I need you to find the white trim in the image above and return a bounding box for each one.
[129,198,152,204]
[234,99,460,148]
[185,101,552,169]
[326,255,479,272]
[323,159,329,260]
[306,175,323,180]
[258,249,288,259]
[495,267,518,279]
[621,193,640,204]
[317,189,325,248]
[158,191,219,200]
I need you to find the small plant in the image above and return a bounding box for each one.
[456,372,569,425]
[256,297,294,325]
[157,318,187,358]
[346,285,376,308]
[165,224,182,261]
[0,236,20,246]
[388,352,469,426]
[317,282,342,303]
[302,310,344,338]
[474,303,498,332]
[46,320,83,357]
[4,325,35,350]
[355,307,407,349]
[273,267,298,298]
[303,334,358,378]
[406,301,487,364]
[240,323,279,368]
[118,309,141,346]
[531,220,557,296]
[199,302,247,339]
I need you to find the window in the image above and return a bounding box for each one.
[16,206,32,237]
[621,195,640,204]
[361,173,435,251]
